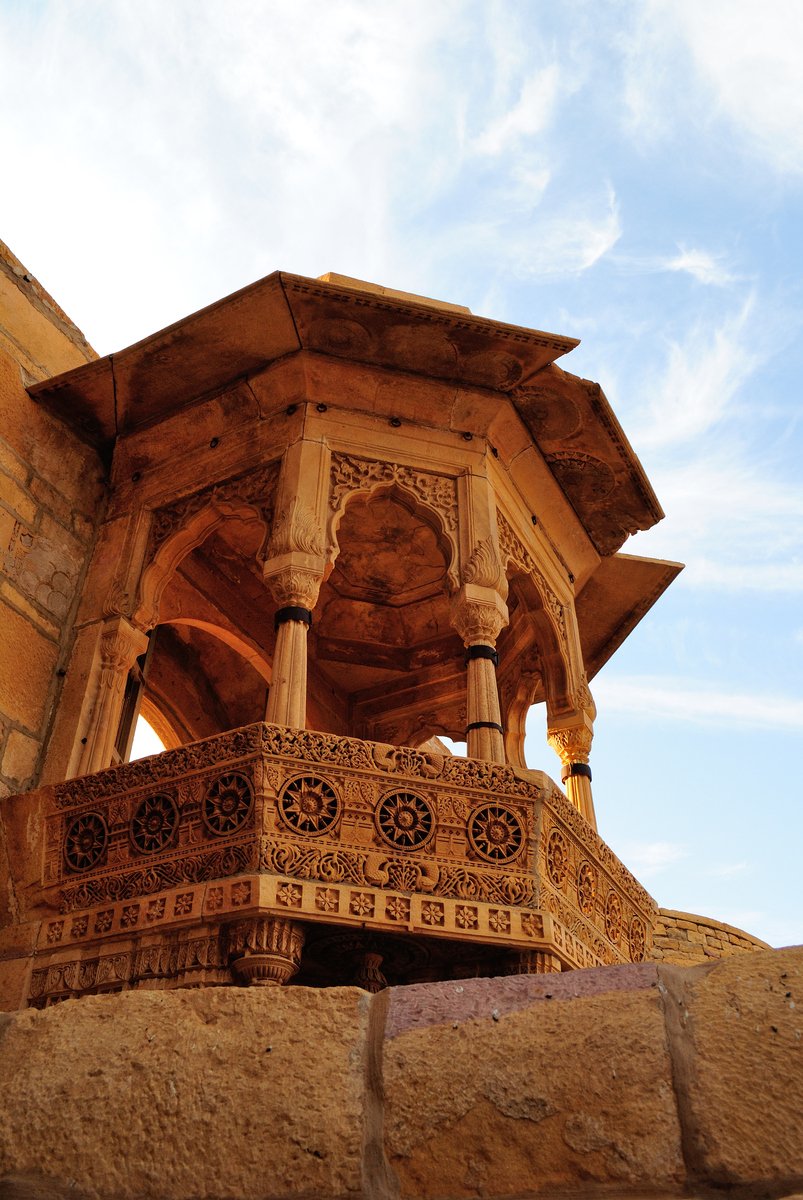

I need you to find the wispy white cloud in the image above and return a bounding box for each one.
[662,246,737,287]
[435,183,621,289]
[707,862,749,879]
[472,66,561,156]
[634,295,759,449]
[616,840,688,879]
[672,0,803,176]
[624,0,803,175]
[595,675,803,730]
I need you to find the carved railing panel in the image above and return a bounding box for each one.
[30,723,657,1004]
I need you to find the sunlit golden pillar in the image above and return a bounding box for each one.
[547,713,597,827]
[262,437,330,730]
[451,584,508,763]
[77,615,149,775]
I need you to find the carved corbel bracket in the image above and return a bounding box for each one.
[461,537,508,600]
[268,498,326,559]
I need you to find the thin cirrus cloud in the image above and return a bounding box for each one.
[471,66,562,156]
[594,675,803,731]
[633,294,759,450]
[624,0,803,175]
[614,841,688,879]
[661,247,738,288]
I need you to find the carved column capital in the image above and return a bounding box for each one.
[99,615,149,674]
[263,558,326,609]
[547,710,596,827]
[547,722,593,766]
[450,584,509,647]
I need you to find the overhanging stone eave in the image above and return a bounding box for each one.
[28,269,581,448]
[576,552,684,682]
[28,270,297,448]
[510,363,665,556]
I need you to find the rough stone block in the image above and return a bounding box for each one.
[382,965,685,1198]
[0,986,372,1199]
[0,582,59,638]
[0,475,36,525]
[660,947,803,1190]
[1,730,39,787]
[0,923,36,1011]
[0,439,26,483]
[0,604,58,731]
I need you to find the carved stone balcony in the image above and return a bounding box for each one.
[21,724,656,1004]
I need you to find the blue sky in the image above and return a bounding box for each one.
[2,0,801,946]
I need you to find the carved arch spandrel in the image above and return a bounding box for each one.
[135,499,272,630]
[328,452,460,590]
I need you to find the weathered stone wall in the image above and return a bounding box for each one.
[0,241,104,802]
[651,907,771,965]
[0,945,800,1199]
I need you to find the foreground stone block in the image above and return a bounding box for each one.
[0,986,371,1200]
[382,964,685,1198]
[660,946,803,1191]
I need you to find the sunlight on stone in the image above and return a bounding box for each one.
[130,716,166,761]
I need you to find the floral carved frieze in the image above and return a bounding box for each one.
[330,453,458,532]
[329,452,459,586]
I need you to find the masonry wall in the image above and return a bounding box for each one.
[0,243,107,969]
[651,907,771,965]
[0,241,105,805]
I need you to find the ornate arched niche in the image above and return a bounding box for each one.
[133,499,276,747]
[314,484,465,744]
[135,462,279,631]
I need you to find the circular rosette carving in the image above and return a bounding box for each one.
[64,811,108,872]
[605,891,623,943]
[375,791,435,851]
[203,772,254,836]
[130,793,179,854]
[467,804,524,864]
[278,775,340,837]
[546,829,568,888]
[629,916,646,963]
[577,861,598,916]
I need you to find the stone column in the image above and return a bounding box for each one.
[76,616,150,776]
[264,564,323,729]
[451,584,508,764]
[547,716,596,827]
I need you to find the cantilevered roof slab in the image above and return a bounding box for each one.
[576,552,684,680]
